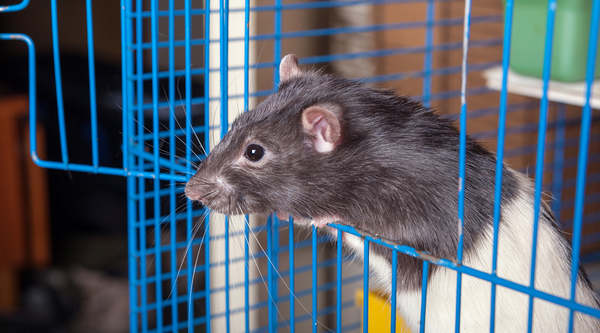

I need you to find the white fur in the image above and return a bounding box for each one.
[345,172,600,332]
[343,231,394,288]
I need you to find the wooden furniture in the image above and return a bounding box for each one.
[0,95,51,312]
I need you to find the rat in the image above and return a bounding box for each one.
[185,54,600,332]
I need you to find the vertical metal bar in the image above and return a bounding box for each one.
[245,217,250,333]
[121,0,130,173]
[244,0,250,113]
[8,33,38,164]
[122,0,136,330]
[272,216,280,332]
[568,1,600,331]
[268,216,275,333]
[205,0,211,155]
[202,0,212,329]
[337,230,343,333]
[220,0,231,323]
[422,0,435,107]
[150,0,163,330]
[289,218,296,332]
[391,252,397,333]
[224,216,230,332]
[551,103,566,215]
[85,0,99,171]
[273,0,282,85]
[5,33,39,332]
[187,188,195,333]
[528,0,557,330]
[50,0,69,166]
[137,86,149,329]
[456,0,472,330]
[168,0,179,331]
[135,0,148,330]
[3,36,35,161]
[419,261,429,333]
[363,240,369,333]
[128,179,138,333]
[137,99,148,329]
[244,1,250,331]
[312,226,318,333]
[184,0,198,331]
[220,0,229,137]
[490,0,514,331]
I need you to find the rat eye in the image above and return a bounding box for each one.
[244,144,265,162]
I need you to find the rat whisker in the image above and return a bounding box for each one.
[188,216,207,333]
[144,202,192,276]
[174,76,207,157]
[127,113,200,164]
[235,210,294,331]
[164,211,209,306]
[227,211,275,328]
[160,78,205,159]
[239,209,335,333]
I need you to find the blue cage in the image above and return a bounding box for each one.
[2,0,600,332]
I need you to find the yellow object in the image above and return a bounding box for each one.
[354,290,411,333]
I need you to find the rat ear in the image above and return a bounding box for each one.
[280,54,302,83]
[301,105,341,153]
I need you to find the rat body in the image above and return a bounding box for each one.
[185,54,600,332]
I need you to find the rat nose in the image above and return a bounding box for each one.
[184,185,202,202]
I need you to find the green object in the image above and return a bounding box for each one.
[509,0,600,82]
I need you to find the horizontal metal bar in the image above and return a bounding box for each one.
[130,36,500,85]
[130,0,459,19]
[138,126,207,142]
[303,38,502,66]
[518,151,600,180]
[505,133,600,160]
[473,114,600,141]
[132,219,331,253]
[361,60,501,85]
[240,0,455,12]
[129,96,207,111]
[581,251,600,264]
[242,15,502,42]
[133,37,205,53]
[0,0,30,12]
[127,8,205,18]
[328,222,600,319]
[128,15,502,52]
[247,301,357,333]
[427,85,492,102]
[129,144,191,174]
[464,101,539,120]
[560,172,600,199]
[563,211,600,233]
[31,158,188,182]
[133,267,360,319]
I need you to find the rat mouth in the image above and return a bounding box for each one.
[199,194,254,216]
[184,178,268,216]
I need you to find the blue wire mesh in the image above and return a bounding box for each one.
[2,0,600,332]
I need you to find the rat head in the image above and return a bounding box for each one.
[185,54,357,217]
